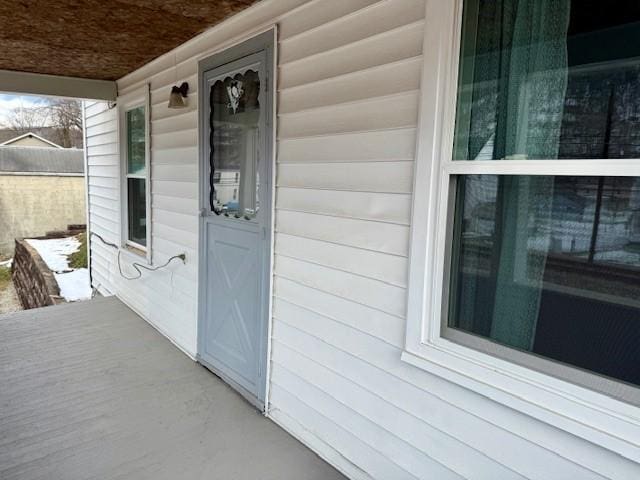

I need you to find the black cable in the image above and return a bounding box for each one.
[91,232,118,249]
[91,232,185,280]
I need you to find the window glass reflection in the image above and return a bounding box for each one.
[127,177,146,246]
[126,107,146,175]
[209,69,260,217]
[454,0,640,160]
[449,175,640,386]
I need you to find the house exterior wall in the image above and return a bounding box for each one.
[83,0,639,478]
[0,174,85,257]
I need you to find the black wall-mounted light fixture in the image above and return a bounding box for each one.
[168,82,189,109]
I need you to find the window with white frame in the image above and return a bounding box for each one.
[405,0,640,452]
[120,89,150,255]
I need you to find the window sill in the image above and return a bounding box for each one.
[121,243,150,264]
[401,339,640,463]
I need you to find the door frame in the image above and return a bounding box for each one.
[196,28,277,411]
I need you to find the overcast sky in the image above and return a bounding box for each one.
[0,94,52,127]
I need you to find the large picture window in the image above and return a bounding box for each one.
[404,0,640,453]
[446,0,640,401]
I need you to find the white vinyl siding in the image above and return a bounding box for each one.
[84,0,640,478]
[84,100,198,353]
[84,102,118,296]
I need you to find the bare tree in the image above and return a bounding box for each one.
[5,104,48,132]
[45,99,83,148]
[2,97,83,148]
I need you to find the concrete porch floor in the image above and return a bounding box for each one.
[0,296,346,480]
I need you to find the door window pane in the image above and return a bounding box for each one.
[209,69,260,217]
[448,175,640,387]
[127,106,146,174]
[127,178,146,246]
[454,0,640,160]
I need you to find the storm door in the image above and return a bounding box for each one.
[198,36,273,408]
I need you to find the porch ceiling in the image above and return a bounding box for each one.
[0,0,259,82]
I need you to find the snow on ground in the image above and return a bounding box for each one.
[0,258,12,268]
[26,237,80,271]
[55,269,91,302]
[25,237,91,302]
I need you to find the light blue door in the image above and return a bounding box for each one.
[198,34,273,408]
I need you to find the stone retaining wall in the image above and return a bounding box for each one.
[12,239,62,309]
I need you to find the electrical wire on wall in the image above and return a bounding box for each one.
[91,232,186,280]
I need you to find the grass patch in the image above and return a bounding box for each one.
[68,233,88,269]
[0,265,11,291]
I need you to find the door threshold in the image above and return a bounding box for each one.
[197,355,265,412]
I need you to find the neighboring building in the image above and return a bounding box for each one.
[0,145,85,256]
[0,131,63,148]
[0,127,83,149]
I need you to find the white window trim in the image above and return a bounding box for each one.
[403,0,640,462]
[118,85,152,263]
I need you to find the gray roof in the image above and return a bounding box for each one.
[0,146,84,174]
